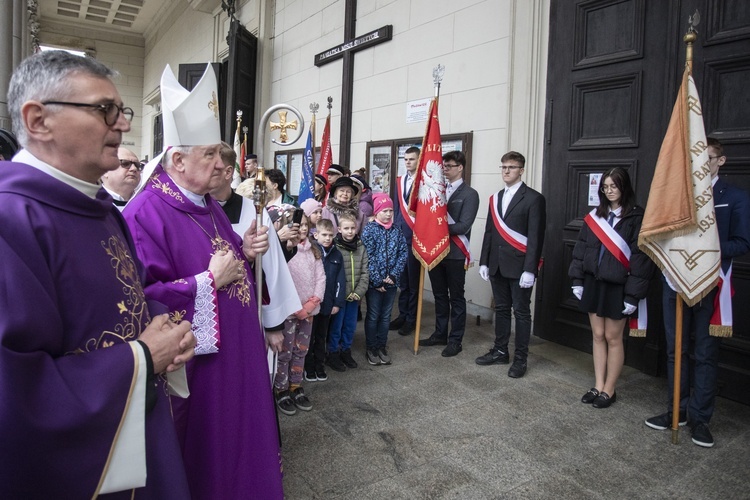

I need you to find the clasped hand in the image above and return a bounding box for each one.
[139,314,195,374]
[208,249,244,289]
[242,220,270,261]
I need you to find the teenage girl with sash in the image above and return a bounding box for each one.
[569,167,655,408]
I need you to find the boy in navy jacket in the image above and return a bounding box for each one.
[304,219,346,381]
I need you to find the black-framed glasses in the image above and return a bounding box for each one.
[42,101,134,126]
[442,163,460,169]
[119,159,144,171]
[708,155,724,161]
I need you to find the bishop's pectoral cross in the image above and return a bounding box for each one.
[314,0,392,167]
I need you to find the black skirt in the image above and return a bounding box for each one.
[579,274,626,320]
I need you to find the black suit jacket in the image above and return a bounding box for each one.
[445,182,480,261]
[393,175,414,242]
[480,182,546,279]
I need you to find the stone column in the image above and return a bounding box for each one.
[13,0,24,66]
[0,0,15,130]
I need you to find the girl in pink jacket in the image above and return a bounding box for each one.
[275,213,326,415]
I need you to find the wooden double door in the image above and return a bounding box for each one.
[538,0,750,405]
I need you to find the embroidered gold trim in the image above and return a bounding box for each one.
[69,236,149,355]
[150,177,185,203]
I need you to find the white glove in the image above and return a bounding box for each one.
[572,286,583,300]
[663,273,679,292]
[519,271,535,289]
[622,302,637,315]
[479,265,490,282]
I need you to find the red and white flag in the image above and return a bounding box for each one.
[408,98,449,270]
[317,113,332,182]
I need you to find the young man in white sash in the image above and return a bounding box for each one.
[419,150,479,356]
[645,138,750,447]
[477,151,546,378]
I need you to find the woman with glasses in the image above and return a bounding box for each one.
[569,167,655,408]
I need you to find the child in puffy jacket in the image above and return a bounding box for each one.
[361,194,407,366]
[275,212,325,416]
[326,213,369,372]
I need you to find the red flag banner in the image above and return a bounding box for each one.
[239,140,246,177]
[638,66,721,309]
[317,114,332,181]
[408,98,449,270]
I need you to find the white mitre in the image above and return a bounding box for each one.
[136,63,221,194]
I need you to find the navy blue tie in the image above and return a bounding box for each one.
[598,212,616,265]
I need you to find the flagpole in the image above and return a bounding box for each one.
[310,102,318,172]
[242,125,249,175]
[671,14,699,445]
[413,64,445,355]
[672,296,684,444]
[235,110,243,182]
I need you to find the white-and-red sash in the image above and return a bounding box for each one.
[396,176,414,230]
[447,213,471,269]
[490,192,528,252]
[629,298,648,337]
[710,265,733,337]
[581,210,646,335]
[584,209,631,271]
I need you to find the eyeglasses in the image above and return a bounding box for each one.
[708,155,724,161]
[42,101,134,126]
[442,163,460,169]
[119,159,143,171]
[600,184,619,193]
[500,165,522,171]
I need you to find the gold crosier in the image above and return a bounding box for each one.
[254,104,306,321]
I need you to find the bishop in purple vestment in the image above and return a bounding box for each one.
[125,160,285,499]
[123,62,284,500]
[0,51,194,498]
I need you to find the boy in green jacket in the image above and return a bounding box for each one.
[327,213,369,371]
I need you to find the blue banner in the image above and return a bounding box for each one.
[298,129,315,205]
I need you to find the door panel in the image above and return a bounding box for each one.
[224,20,258,150]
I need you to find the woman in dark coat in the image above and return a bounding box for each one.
[569,167,654,408]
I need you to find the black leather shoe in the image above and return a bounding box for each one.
[389,316,405,330]
[441,343,462,357]
[592,391,616,408]
[419,335,448,346]
[508,360,527,378]
[398,321,416,336]
[581,388,600,404]
[475,348,509,365]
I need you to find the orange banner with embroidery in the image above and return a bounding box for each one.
[408,98,449,270]
[638,66,720,307]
